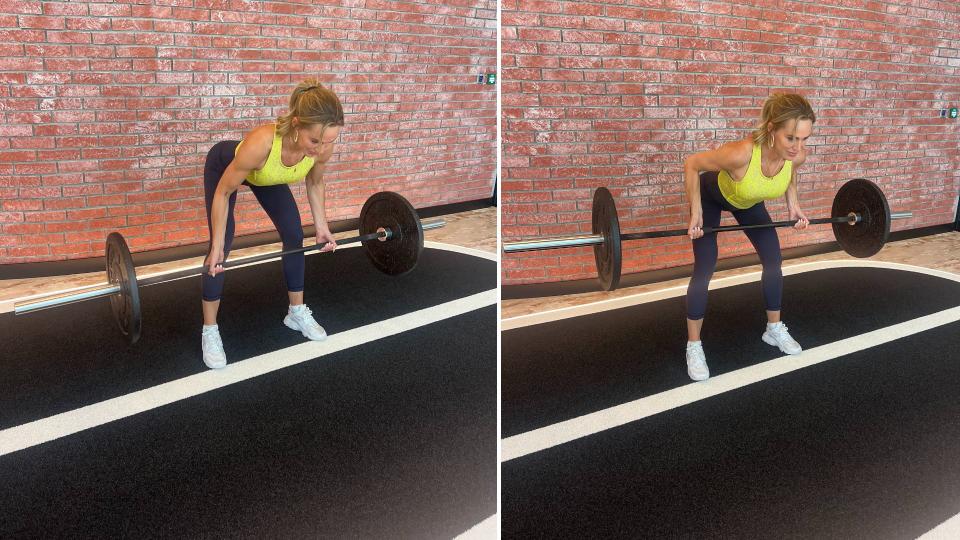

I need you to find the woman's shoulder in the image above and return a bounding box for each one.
[237,124,276,154]
[231,124,276,169]
[717,137,754,167]
[246,123,277,144]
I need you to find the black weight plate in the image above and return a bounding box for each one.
[105,232,142,344]
[831,178,890,258]
[359,192,424,276]
[592,187,622,291]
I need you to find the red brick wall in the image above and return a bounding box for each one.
[0,1,496,263]
[502,0,960,285]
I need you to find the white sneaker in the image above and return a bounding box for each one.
[284,304,327,341]
[762,322,803,355]
[201,325,227,369]
[686,341,710,381]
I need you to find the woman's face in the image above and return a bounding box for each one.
[296,124,341,159]
[770,118,813,160]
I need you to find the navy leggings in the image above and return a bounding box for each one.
[685,171,783,320]
[201,141,305,301]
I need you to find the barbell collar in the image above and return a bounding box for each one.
[14,218,445,316]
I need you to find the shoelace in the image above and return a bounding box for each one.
[293,307,320,327]
[771,324,796,342]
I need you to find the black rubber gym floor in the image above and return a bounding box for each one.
[1,247,495,429]
[502,265,960,538]
[503,266,960,438]
[0,246,496,538]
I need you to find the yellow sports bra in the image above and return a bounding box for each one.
[717,144,792,209]
[235,128,315,187]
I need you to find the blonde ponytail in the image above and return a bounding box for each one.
[752,93,816,146]
[276,78,344,138]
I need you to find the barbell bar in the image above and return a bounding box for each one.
[15,191,444,344]
[503,177,913,291]
[504,213,913,252]
[15,222,443,315]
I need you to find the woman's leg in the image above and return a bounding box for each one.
[248,183,325,340]
[686,172,725,341]
[737,204,803,354]
[248,183,304,304]
[734,202,801,353]
[201,141,241,325]
[734,202,783,322]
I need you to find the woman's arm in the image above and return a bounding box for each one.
[305,150,337,252]
[682,139,753,238]
[784,154,809,229]
[206,127,272,274]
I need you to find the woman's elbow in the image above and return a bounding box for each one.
[215,184,238,199]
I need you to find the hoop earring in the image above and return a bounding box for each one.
[292,130,299,144]
[768,135,774,148]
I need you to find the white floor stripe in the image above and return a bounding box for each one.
[424,240,498,261]
[501,305,960,462]
[919,512,960,539]
[502,259,960,330]
[0,289,497,457]
[454,513,499,539]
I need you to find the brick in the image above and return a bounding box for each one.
[8,246,52,258]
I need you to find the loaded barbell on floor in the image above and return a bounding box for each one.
[15,191,444,344]
[503,178,912,291]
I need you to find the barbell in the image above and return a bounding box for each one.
[15,191,443,344]
[503,177,912,291]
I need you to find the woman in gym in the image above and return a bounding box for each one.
[683,93,815,381]
[200,78,344,369]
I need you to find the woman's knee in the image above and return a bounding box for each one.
[758,246,783,269]
[691,240,718,277]
[279,223,304,248]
